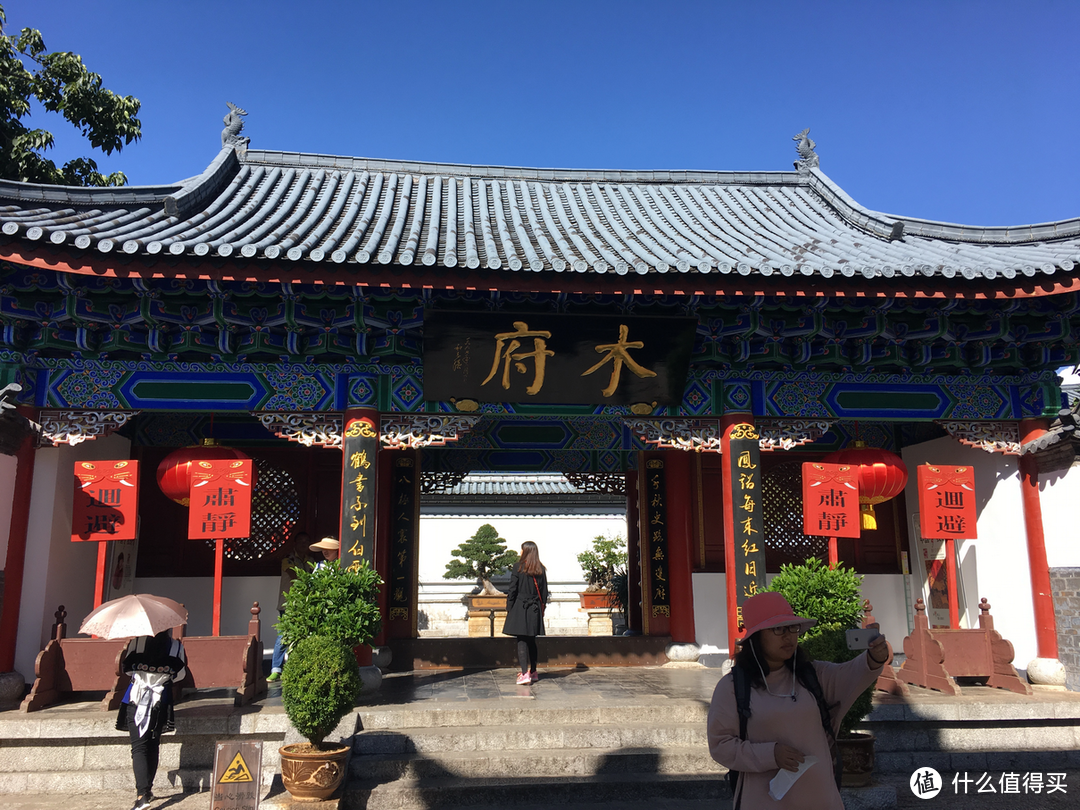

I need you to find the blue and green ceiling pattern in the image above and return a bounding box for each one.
[0,263,1070,419]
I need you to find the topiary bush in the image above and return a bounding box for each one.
[768,557,864,641]
[799,628,875,738]
[282,635,361,747]
[277,559,382,650]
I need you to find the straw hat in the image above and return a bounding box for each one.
[309,536,340,551]
[740,592,816,638]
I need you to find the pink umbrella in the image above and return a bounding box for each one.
[79,594,188,640]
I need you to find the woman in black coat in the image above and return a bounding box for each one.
[502,541,549,684]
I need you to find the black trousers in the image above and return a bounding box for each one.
[126,704,161,797]
[516,635,538,673]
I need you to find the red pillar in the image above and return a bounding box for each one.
[721,413,753,658]
[0,413,37,673]
[625,469,643,634]
[664,450,696,644]
[1018,418,1059,660]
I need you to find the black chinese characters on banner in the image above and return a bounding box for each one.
[340,414,377,572]
[642,459,670,624]
[729,425,766,626]
[388,455,418,625]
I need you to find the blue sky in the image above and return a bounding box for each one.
[9,1,1080,227]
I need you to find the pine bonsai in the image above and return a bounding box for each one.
[576,533,628,592]
[443,523,519,595]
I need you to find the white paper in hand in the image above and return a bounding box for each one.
[768,755,818,800]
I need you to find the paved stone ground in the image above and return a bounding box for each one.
[4,665,1080,809]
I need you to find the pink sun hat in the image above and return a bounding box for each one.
[740,592,816,638]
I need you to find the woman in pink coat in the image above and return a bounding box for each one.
[707,592,889,809]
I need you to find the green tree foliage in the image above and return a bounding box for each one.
[281,635,361,747]
[0,5,141,186]
[767,557,865,640]
[443,523,518,595]
[278,560,383,650]
[576,533,628,591]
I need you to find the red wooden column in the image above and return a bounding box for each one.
[663,449,696,644]
[0,411,37,673]
[625,469,643,634]
[721,413,753,658]
[1018,418,1059,660]
[340,408,381,665]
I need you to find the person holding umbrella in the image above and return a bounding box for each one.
[81,594,188,810]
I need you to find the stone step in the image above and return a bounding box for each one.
[352,745,723,781]
[353,722,704,755]
[357,702,707,731]
[343,772,731,810]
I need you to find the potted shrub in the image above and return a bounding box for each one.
[576,533,627,608]
[608,565,630,634]
[279,635,361,800]
[767,557,877,787]
[277,559,382,800]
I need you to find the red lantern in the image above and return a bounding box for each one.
[156,440,249,506]
[822,440,908,531]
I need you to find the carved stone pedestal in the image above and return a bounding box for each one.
[465,594,508,638]
[585,608,613,637]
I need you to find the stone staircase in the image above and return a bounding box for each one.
[343,701,729,809]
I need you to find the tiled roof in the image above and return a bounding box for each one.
[425,473,623,504]
[2,145,1079,281]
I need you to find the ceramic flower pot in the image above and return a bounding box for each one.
[838,731,875,787]
[279,743,349,801]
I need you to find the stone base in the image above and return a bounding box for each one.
[467,610,508,637]
[665,642,701,663]
[585,608,613,636]
[0,671,24,704]
[1027,656,1067,686]
[358,665,383,694]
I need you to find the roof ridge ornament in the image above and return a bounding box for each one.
[793,128,819,173]
[222,102,250,151]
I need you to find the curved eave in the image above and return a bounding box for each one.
[4,240,1078,301]
[0,146,1077,286]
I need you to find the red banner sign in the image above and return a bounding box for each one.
[187,459,254,539]
[802,462,861,538]
[918,464,977,539]
[71,460,140,541]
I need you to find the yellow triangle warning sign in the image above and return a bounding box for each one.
[219,751,254,783]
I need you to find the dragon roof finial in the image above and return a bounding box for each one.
[793,128,819,173]
[222,102,250,151]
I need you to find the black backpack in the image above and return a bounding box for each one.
[727,661,842,808]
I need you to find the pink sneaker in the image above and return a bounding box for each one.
[529,670,539,683]
[516,672,531,685]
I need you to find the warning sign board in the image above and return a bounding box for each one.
[211,741,262,810]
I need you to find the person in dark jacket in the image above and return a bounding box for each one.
[501,541,549,684]
[114,629,187,810]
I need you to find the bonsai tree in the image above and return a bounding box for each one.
[443,523,518,595]
[281,634,361,749]
[577,533,628,592]
[767,557,873,737]
[278,559,383,650]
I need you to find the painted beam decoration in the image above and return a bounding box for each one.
[642,459,670,618]
[186,460,254,539]
[388,455,419,625]
[340,411,378,572]
[801,462,861,538]
[729,424,766,600]
[71,460,139,541]
[917,464,978,539]
[423,311,697,407]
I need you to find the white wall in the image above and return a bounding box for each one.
[1040,463,1080,569]
[15,434,132,681]
[418,512,627,636]
[901,436,1037,666]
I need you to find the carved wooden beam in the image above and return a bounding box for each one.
[938,420,1021,455]
[255,412,342,448]
[379,415,480,450]
[39,410,138,447]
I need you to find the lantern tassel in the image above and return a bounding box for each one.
[860,503,878,531]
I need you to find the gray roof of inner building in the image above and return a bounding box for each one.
[425,473,624,505]
[2,144,1079,281]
